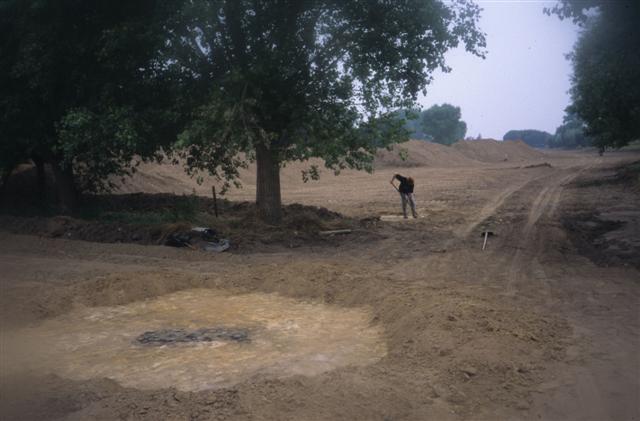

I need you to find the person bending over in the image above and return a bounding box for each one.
[390,174,418,219]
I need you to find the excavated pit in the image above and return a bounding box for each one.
[4,289,385,392]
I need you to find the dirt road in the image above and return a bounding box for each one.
[1,150,638,420]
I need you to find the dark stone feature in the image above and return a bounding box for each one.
[136,328,249,346]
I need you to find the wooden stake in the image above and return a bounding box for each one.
[212,186,219,217]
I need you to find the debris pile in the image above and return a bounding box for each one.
[165,227,230,252]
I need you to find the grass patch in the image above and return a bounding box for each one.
[79,194,201,225]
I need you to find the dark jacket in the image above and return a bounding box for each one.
[395,175,414,194]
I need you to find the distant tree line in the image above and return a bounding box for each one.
[548,112,593,149]
[503,130,553,148]
[503,116,592,149]
[395,103,467,146]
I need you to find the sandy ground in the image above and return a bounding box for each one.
[1,148,639,420]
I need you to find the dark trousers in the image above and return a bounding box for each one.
[400,192,418,218]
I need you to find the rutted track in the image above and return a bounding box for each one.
[458,158,639,420]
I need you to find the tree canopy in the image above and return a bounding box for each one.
[1,0,485,221]
[0,0,195,209]
[503,129,552,148]
[548,112,592,149]
[176,0,485,222]
[420,104,467,145]
[547,0,640,149]
[393,109,427,141]
[393,104,467,144]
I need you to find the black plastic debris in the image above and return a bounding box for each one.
[136,328,249,346]
[164,227,230,252]
[165,232,193,248]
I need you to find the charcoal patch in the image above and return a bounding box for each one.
[136,328,249,346]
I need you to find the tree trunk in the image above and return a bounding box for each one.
[51,162,78,214]
[0,169,10,205]
[32,154,46,204]
[255,142,282,224]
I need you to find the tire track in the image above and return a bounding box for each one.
[455,177,537,239]
[503,163,597,297]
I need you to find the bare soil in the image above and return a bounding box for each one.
[452,139,547,163]
[1,147,639,421]
[0,197,365,252]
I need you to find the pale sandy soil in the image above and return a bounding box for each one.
[1,147,639,420]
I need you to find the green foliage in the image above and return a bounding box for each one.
[301,165,321,183]
[390,104,468,144]
[392,109,427,140]
[544,1,600,25]
[176,0,485,183]
[420,104,467,145]
[1,0,192,194]
[548,1,640,149]
[1,0,485,218]
[80,194,200,224]
[548,112,592,149]
[55,108,139,192]
[503,129,553,148]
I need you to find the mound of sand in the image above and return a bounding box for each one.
[452,139,546,163]
[115,141,480,196]
[114,157,329,196]
[374,140,480,168]
[5,139,547,199]
[114,160,223,195]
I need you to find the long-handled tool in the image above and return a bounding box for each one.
[481,231,494,251]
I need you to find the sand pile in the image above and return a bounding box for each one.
[114,141,480,196]
[5,139,546,199]
[114,157,328,196]
[114,161,207,195]
[113,139,545,196]
[374,140,478,168]
[452,139,546,163]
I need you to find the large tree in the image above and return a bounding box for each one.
[0,0,193,211]
[177,0,485,223]
[394,108,427,140]
[547,1,640,150]
[420,103,467,145]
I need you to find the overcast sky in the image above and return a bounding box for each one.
[418,0,580,139]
